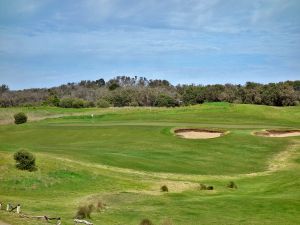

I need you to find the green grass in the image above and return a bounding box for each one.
[0,103,299,225]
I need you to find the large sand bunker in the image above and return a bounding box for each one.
[255,130,300,138]
[174,128,226,139]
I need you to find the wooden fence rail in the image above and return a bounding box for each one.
[74,219,93,225]
[0,201,94,225]
[19,214,62,224]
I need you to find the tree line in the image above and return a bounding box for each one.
[0,77,299,107]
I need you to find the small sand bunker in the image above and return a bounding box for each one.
[174,128,225,139]
[255,130,300,138]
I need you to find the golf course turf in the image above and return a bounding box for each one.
[0,102,299,225]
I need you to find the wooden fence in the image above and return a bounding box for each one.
[0,201,93,225]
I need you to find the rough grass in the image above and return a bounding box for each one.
[0,103,299,225]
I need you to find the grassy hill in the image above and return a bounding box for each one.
[0,103,299,225]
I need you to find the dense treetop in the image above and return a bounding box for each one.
[0,76,299,107]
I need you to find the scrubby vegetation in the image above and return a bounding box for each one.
[227,181,238,189]
[161,185,169,192]
[75,204,94,219]
[140,219,154,225]
[1,76,299,107]
[200,183,207,190]
[13,150,36,171]
[13,112,27,124]
[96,99,110,108]
[199,184,214,190]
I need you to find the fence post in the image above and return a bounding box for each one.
[16,204,21,214]
[0,202,2,210]
[6,203,10,211]
[57,218,61,225]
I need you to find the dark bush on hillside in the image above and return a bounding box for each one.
[161,185,169,192]
[97,99,110,108]
[207,186,214,190]
[14,112,27,124]
[75,204,94,219]
[139,219,153,225]
[108,81,120,91]
[227,181,237,189]
[13,150,37,171]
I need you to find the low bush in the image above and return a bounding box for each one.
[75,204,94,219]
[84,101,95,108]
[227,181,237,189]
[72,98,85,108]
[97,99,110,108]
[161,185,169,192]
[199,184,214,190]
[75,200,107,219]
[154,94,178,107]
[59,98,74,108]
[14,112,27,124]
[13,150,37,171]
[59,98,93,108]
[140,219,153,225]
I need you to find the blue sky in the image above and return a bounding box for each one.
[0,0,299,90]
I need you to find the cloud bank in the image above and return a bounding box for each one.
[0,0,299,89]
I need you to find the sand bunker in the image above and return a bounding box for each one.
[174,129,225,139]
[255,130,300,138]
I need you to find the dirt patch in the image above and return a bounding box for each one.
[174,128,226,139]
[0,220,11,225]
[255,130,300,138]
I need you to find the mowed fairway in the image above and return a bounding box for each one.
[0,103,300,225]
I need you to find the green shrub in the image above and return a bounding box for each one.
[59,98,74,108]
[154,94,178,107]
[97,99,110,108]
[47,95,60,106]
[72,99,85,108]
[84,101,95,108]
[227,181,237,189]
[140,219,153,225]
[59,98,92,108]
[13,150,36,171]
[14,112,27,124]
[161,185,169,192]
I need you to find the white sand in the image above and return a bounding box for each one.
[176,131,223,139]
[267,131,300,137]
